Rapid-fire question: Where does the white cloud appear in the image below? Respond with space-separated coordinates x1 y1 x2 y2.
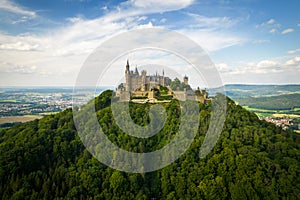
136 21 154 28
252 39 270 44
285 56 300 66
215 56 300 84
216 63 235 74
101 5 108 11
256 18 278 27
257 60 277 69
160 18 167 23
11 16 31 24
0 0 196 86
105 0 194 21
0 0 244 86
0 42 39 51
281 28 294 35
187 13 238 29
0 34 40 51
287 48 300 54
267 18 275 25
66 17 83 24
128 0 193 12
0 0 36 17
179 29 243 52
138 16 147 21
1 62 36 74
256 18 281 33
220 56 300 81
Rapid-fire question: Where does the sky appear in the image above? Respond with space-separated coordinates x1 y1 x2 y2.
0 0 299 87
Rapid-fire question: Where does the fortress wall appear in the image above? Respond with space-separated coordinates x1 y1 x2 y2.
173 91 186 101
119 91 130 101
132 91 148 97
196 96 205 103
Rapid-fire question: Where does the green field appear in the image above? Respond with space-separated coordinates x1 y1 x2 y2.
0 99 20 103
255 112 272 117
242 106 300 118
272 114 300 118
39 112 59 115
244 107 300 114
242 106 278 113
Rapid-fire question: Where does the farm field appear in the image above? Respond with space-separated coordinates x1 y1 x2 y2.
272 113 300 118
0 115 43 125
242 106 300 117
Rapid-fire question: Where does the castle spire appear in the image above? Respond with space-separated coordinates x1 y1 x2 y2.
183 75 188 85
125 59 130 73
134 66 139 75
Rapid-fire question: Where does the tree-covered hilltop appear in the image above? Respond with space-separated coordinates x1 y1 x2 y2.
1 90 300 199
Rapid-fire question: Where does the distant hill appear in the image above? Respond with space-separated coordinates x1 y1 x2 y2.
210 84 300 99
236 93 300 110
1 90 300 199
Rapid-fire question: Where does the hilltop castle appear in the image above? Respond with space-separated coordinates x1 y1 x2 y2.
123 60 172 92
115 60 209 103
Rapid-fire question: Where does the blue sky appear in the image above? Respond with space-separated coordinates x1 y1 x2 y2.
0 0 299 86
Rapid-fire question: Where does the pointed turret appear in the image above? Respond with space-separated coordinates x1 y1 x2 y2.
183 75 188 85
125 59 130 74
134 66 139 75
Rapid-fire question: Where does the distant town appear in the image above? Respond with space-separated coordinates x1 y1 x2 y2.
259 116 300 133
0 87 98 128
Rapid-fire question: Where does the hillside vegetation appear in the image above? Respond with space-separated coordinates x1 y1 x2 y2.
1 90 300 199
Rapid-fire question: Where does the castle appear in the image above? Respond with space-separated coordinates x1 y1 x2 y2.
115 60 209 103
123 60 171 92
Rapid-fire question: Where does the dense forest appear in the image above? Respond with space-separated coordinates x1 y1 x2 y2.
1 90 300 199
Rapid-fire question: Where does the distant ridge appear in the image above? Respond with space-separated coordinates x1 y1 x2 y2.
209 84 300 98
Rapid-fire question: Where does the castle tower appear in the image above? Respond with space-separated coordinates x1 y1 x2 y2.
125 59 130 74
125 60 131 91
141 70 147 91
183 75 188 85
162 69 165 86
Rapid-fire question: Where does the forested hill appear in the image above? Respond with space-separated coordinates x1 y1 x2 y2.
236 93 300 110
1 91 300 199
